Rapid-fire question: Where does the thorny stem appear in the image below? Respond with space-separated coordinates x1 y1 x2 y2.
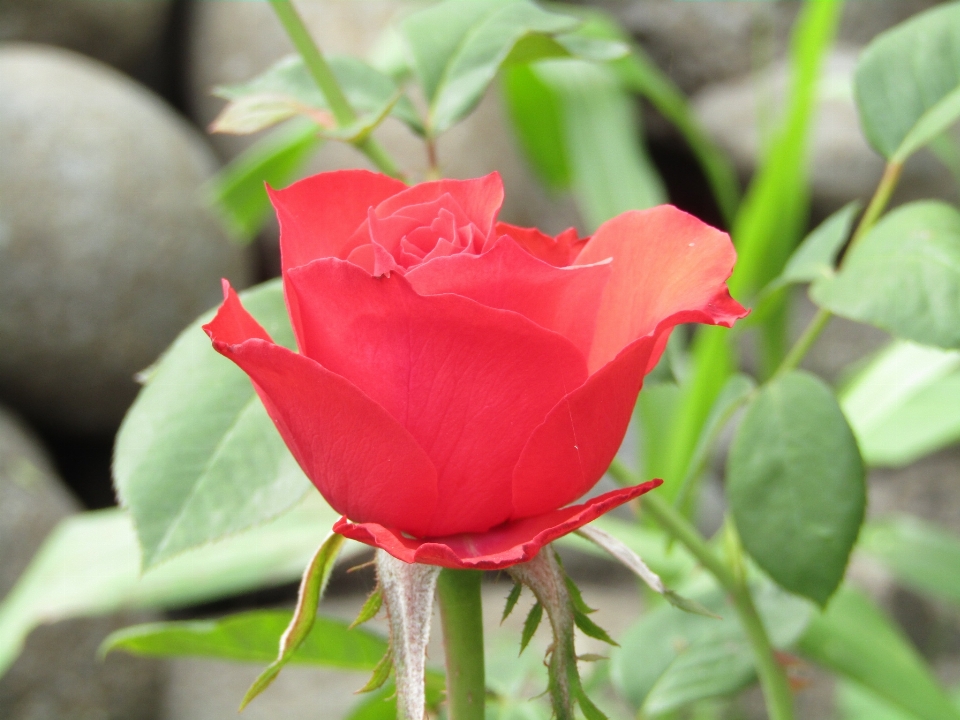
267 0 404 180
437 570 486 720
774 160 903 376
608 459 796 720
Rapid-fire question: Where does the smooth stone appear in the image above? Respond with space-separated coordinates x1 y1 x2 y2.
0 405 163 719
0 0 171 70
692 47 956 221
601 0 940 96
0 44 253 433
186 0 579 236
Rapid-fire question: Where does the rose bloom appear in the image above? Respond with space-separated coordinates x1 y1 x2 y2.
204 171 746 569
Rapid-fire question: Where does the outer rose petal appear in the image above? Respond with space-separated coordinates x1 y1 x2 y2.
285 258 588 537
203 283 439 538
269 169 406 273
405 236 611 358
511 305 733 519
334 479 662 569
494 222 585 266
575 206 748 373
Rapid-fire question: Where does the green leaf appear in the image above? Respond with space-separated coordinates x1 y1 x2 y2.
573 610 617 647
502 582 523 624
858 516 960 609
400 0 622 135
241 532 346 708
576 686 609 720
727 371 865 606
611 579 811 713
352 587 384 629
837 679 922 720
520 602 543 654
345 673 446 720
773 200 861 288
840 340 960 467
357 647 393 694
207 119 321 243
796 586 960 720
213 54 423 136
0 494 351 679
114 279 313 569
100 610 386 669
854 2 960 162
812 201 960 350
504 59 665 231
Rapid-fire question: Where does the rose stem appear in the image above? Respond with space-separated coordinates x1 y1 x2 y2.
437 569 486 720
774 158 903 376
266 0 405 180
607 458 795 720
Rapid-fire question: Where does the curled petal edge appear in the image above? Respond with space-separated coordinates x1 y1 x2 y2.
333 479 662 570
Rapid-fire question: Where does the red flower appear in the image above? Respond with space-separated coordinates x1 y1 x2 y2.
203 170 747 569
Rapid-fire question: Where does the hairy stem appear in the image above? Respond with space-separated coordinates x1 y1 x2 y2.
609 459 795 720
266 0 403 179
774 160 903 376
437 570 486 720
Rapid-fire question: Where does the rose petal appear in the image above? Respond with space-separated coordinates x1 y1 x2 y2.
203 282 439 538
268 169 406 272
285 258 588 537
406 236 611 358
511 336 654 519
373 173 504 237
494 222 585 267
575 206 748 373
334 479 662 570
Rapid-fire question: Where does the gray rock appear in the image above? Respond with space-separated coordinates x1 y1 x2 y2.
0 0 171 70
0 44 253 433
602 0 940 96
692 47 957 221
0 405 163 720
186 0 579 235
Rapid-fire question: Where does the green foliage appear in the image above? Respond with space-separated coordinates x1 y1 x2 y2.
797 587 960 720
859 516 960 609
0 494 346 678
212 54 422 136
352 587 384 629
101 610 386 669
727 371 865 606
502 58 665 231
242 532 347 708
208 119 321 243
501 582 523 623
611 580 812 714
399 0 624 135
812 201 960 350
114 279 313 569
855 2 960 162
520 602 543 654
840 340 960 467
770 200 861 290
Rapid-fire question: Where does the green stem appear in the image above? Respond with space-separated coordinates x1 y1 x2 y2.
773 159 903 377
266 0 404 179
609 459 795 720
437 570 486 720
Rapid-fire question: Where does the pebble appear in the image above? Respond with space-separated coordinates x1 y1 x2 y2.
0 44 253 433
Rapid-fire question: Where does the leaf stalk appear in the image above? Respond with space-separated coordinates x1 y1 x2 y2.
266 0 404 179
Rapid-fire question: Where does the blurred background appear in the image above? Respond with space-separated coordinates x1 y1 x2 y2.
1 1 958 718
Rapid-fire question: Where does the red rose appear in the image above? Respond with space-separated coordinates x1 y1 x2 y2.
203 170 747 569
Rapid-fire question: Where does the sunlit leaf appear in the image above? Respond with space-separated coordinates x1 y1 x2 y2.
855 2 960 162
840 340 960 466
812 201 960 350
114 279 313 568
